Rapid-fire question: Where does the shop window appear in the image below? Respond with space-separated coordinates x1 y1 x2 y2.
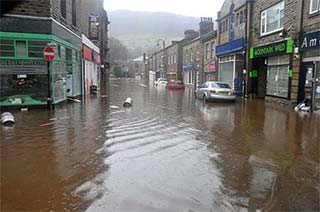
16 41 27 57
310 0 320 14
0 39 14 57
261 1 284 36
28 41 48 58
266 55 290 98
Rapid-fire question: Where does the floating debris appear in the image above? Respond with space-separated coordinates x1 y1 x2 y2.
1 112 15 126
123 98 133 107
110 105 120 109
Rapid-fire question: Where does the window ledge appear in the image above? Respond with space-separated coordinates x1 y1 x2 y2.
260 28 283 38
308 11 320 18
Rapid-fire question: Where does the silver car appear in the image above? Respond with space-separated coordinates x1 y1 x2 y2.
196 81 236 102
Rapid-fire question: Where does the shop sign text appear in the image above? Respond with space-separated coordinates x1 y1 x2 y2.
250 39 293 59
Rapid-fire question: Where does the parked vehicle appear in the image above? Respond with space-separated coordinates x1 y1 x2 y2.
155 78 167 86
195 81 236 102
166 80 185 89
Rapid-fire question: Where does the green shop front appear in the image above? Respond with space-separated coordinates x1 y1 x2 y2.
249 38 293 100
0 32 81 108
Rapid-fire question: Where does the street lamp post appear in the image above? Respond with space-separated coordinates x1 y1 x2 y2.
157 39 166 79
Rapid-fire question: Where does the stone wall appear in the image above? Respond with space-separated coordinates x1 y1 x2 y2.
251 0 299 46
2 0 50 17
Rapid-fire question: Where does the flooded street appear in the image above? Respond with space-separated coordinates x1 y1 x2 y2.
1 78 319 211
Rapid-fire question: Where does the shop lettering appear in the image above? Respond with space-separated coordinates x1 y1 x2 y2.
254 43 286 57
0 60 45 66
300 30 320 51
301 37 319 49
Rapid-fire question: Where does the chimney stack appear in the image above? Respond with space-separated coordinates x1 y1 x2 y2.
199 17 214 36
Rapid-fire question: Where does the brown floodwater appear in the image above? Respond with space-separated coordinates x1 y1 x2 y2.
1 78 319 211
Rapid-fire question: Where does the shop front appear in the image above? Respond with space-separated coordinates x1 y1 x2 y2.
182 63 195 87
298 30 320 111
216 38 245 94
249 38 294 100
82 35 101 96
204 61 217 82
0 32 81 107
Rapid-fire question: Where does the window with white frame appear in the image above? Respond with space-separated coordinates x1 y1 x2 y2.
310 0 320 14
261 1 284 36
206 43 210 59
210 42 215 59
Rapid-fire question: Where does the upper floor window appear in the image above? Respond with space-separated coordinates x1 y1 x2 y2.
261 1 284 36
205 43 210 59
210 42 215 59
60 0 66 19
310 0 320 14
72 0 76 26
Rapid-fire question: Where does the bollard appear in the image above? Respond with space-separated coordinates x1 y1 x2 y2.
1 112 15 125
123 97 133 107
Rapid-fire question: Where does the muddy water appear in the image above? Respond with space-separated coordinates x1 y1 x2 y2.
1 78 319 211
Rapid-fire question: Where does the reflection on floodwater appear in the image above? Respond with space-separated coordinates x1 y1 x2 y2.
1 78 319 211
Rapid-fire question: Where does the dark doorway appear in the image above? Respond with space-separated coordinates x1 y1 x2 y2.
253 58 267 98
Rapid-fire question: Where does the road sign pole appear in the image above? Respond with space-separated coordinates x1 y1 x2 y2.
47 61 51 110
43 46 55 110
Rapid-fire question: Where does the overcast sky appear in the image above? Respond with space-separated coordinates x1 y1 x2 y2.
104 0 224 18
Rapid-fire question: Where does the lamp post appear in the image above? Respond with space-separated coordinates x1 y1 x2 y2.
157 39 166 79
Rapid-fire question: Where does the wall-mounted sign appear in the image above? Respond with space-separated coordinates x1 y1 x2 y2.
88 15 99 42
208 61 216 72
182 63 195 71
300 30 320 51
250 38 293 59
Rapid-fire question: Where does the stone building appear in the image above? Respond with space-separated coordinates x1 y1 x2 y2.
182 18 214 89
0 0 109 107
216 0 248 95
297 0 320 111
248 0 300 105
165 41 181 82
182 37 203 88
201 31 217 82
0 0 82 107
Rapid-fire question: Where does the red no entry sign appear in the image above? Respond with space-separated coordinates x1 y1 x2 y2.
43 47 55 61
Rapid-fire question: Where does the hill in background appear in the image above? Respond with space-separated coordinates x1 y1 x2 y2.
108 10 199 58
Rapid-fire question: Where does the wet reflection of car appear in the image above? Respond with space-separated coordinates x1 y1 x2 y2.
155 78 167 86
166 80 185 89
196 81 236 102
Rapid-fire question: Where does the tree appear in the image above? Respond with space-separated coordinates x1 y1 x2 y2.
109 37 129 65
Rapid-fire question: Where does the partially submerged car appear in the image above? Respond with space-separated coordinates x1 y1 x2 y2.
155 78 168 86
166 80 185 89
195 81 236 102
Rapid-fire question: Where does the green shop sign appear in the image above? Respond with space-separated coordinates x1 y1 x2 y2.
250 39 293 59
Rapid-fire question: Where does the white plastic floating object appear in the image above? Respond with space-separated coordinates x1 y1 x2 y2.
110 105 120 109
67 98 81 103
140 83 147 87
123 98 133 107
1 112 15 125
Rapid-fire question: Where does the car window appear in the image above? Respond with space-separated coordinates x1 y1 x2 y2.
216 83 231 89
210 83 219 88
200 83 206 88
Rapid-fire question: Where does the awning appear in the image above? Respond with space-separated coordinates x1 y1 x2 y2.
216 38 244 56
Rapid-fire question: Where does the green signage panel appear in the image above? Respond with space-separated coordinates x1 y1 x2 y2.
250 38 293 59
